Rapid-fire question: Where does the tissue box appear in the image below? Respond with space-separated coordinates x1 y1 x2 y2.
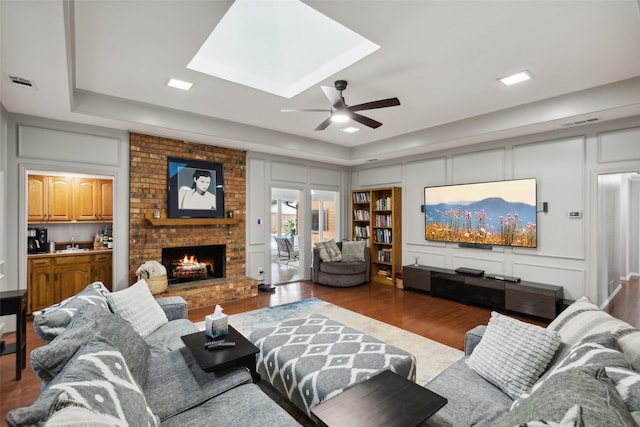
205 313 228 338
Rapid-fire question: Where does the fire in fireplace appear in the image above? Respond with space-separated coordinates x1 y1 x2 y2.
162 245 225 285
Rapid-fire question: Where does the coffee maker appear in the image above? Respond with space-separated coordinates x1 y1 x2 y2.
27 227 47 253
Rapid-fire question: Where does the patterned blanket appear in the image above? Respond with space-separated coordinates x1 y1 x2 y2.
249 314 416 416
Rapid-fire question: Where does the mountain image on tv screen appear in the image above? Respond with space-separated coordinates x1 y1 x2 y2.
424 179 537 248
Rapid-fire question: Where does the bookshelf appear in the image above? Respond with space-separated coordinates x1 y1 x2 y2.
351 187 402 286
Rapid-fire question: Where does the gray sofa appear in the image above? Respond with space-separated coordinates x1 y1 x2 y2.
6 282 300 427
312 241 370 287
423 297 640 426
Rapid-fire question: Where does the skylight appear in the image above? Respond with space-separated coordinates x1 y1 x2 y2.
187 0 379 98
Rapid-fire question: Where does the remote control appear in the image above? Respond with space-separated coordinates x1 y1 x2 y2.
204 341 235 350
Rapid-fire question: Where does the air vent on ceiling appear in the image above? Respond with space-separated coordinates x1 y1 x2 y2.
561 117 599 127
8 75 37 90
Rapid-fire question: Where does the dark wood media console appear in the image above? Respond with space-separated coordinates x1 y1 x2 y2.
402 265 563 320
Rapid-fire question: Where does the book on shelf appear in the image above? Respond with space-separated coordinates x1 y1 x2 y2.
353 225 370 239
353 209 370 221
353 192 371 203
374 229 392 244
376 267 392 277
375 196 392 210
377 248 392 263
375 214 391 227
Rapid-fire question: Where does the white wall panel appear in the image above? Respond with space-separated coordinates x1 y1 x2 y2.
513 137 585 259
405 158 446 246
18 126 121 166
452 149 505 183
513 262 586 301
271 161 307 183
248 250 265 280
248 158 266 246
355 164 402 187
310 166 341 186
420 252 447 269
598 127 640 163
452 255 503 273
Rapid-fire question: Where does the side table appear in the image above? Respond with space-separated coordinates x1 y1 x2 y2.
181 325 260 381
0 289 28 380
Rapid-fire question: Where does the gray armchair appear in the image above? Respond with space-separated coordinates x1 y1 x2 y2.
312 241 370 287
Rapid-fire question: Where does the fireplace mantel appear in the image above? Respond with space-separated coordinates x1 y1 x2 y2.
145 214 239 226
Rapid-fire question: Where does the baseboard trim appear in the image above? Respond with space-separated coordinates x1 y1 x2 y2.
600 283 622 310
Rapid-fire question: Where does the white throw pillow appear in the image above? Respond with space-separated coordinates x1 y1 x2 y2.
341 240 366 262
315 239 342 262
107 279 168 338
466 311 561 399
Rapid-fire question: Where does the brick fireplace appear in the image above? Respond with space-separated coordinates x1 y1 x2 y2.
129 133 258 308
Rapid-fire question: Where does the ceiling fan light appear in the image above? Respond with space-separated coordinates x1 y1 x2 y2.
331 112 350 123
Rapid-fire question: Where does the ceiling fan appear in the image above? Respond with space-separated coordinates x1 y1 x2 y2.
281 80 400 131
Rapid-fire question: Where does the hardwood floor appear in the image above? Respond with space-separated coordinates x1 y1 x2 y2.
2 278 638 425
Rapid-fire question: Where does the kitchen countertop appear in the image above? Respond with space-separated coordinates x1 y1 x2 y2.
28 248 113 258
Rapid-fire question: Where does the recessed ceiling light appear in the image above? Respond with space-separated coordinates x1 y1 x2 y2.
167 78 193 91
498 70 532 86
342 127 360 133
187 0 379 98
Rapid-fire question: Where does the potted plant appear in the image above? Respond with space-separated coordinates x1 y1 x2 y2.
282 219 297 245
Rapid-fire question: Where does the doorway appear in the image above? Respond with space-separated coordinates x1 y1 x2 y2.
270 188 301 285
597 172 639 304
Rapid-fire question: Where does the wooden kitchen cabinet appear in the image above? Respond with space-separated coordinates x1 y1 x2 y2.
28 175 74 222
93 252 112 290
97 179 113 221
74 178 113 221
28 257 54 313
28 252 113 313
54 255 93 302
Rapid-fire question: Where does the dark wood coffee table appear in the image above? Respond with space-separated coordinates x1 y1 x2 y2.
181 325 260 381
311 370 447 427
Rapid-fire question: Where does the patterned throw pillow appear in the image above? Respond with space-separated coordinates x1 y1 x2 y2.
341 240 366 262
496 366 635 427
315 239 342 262
6 336 159 427
547 296 640 370
30 305 150 389
33 282 110 343
50 336 159 426
515 332 640 424
518 405 584 427
106 279 168 338
466 311 561 399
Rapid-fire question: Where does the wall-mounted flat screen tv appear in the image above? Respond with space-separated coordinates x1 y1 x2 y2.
424 178 537 248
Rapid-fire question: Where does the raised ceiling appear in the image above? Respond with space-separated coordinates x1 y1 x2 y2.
2 0 640 165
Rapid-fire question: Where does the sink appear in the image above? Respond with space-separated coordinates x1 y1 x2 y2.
56 248 90 253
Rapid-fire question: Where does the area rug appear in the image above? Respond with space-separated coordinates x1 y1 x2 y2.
197 298 463 385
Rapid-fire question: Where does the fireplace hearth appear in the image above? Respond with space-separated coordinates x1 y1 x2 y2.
162 245 225 285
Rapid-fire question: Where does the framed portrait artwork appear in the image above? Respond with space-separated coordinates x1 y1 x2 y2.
168 157 225 218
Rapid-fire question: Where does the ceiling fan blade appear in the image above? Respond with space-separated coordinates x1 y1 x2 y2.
348 97 401 112
315 116 333 131
321 86 346 110
351 112 382 129
280 108 331 113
